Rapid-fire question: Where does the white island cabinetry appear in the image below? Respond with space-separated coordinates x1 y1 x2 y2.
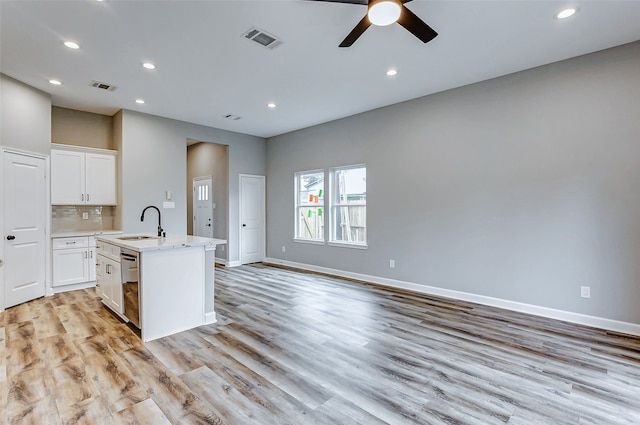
95 240 124 317
94 234 226 342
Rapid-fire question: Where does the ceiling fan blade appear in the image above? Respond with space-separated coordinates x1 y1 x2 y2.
397 5 438 43
339 15 371 47
307 0 368 4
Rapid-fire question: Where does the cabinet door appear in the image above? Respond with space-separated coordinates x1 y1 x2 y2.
53 248 89 287
51 150 85 205
109 259 123 314
85 153 117 205
88 247 97 281
95 254 104 298
100 256 123 314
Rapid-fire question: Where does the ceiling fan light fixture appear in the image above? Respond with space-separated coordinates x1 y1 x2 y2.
368 0 402 26
556 7 577 19
63 41 80 49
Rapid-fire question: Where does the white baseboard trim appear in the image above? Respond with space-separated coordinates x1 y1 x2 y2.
51 280 96 295
263 257 640 337
225 260 242 267
204 311 217 325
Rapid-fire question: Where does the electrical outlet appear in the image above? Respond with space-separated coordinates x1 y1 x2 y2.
82 212 89 220
282 246 286 253
581 286 591 299
389 259 395 268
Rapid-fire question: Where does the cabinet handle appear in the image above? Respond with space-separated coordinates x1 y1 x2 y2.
90 251 93 259
82 194 84 201
87 194 90 202
85 252 88 259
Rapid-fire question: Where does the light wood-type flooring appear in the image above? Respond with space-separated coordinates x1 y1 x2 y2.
2 263 640 424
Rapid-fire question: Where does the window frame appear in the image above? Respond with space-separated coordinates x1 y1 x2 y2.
293 169 325 243
329 164 367 248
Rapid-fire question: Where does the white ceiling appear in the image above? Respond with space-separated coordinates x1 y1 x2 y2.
1 1 639 139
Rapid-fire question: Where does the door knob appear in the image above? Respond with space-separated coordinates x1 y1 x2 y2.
6 235 15 241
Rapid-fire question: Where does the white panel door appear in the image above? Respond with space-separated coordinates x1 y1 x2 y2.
3 151 46 308
239 174 265 264
193 177 213 238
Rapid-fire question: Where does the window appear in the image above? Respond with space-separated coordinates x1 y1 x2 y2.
295 170 324 241
330 165 366 246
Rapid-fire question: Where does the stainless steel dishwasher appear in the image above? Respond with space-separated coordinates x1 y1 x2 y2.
121 249 140 328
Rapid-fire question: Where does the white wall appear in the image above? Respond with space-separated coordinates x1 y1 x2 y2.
118 110 265 264
265 42 640 326
0 73 52 308
1 74 51 155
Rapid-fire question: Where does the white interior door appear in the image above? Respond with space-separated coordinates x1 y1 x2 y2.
239 174 265 264
3 151 47 308
193 177 213 238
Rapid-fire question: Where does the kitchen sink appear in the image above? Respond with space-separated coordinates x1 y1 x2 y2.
117 235 159 241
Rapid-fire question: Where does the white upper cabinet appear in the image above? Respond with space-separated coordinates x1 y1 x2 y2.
51 150 85 204
85 152 117 205
51 145 117 205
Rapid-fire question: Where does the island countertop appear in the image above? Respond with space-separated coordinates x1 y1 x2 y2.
95 233 227 252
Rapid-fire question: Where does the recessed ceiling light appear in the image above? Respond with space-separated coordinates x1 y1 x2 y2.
386 69 398 77
49 79 62 85
556 7 577 19
63 41 80 49
142 62 156 70
135 99 145 104
267 102 277 109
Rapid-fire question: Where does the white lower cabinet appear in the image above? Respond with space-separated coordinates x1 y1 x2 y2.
52 236 96 288
96 241 124 315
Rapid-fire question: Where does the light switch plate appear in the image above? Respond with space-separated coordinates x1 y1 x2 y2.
82 212 89 220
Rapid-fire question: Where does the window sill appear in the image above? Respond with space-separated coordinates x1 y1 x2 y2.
293 238 325 246
328 241 368 250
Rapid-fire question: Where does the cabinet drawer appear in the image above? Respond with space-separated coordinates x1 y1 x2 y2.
53 236 89 250
96 241 120 260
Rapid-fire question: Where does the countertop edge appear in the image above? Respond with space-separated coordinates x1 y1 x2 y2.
95 234 227 253
52 230 124 238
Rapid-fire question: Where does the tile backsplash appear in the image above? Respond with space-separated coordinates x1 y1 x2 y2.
52 206 116 233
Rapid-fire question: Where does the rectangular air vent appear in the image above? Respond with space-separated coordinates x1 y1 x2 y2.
243 27 282 50
90 80 117 91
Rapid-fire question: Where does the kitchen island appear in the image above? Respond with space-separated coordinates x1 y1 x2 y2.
94 234 226 342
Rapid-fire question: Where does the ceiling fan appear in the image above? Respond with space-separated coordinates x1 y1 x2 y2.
311 0 438 47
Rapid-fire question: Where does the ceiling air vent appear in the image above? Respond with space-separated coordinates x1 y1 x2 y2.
90 80 117 91
243 27 282 49
224 114 241 121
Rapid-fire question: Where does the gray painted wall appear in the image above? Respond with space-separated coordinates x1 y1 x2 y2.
266 42 640 324
187 142 229 260
52 106 114 150
1 74 51 154
119 110 265 264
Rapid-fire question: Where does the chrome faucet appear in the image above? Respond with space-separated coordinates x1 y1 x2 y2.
141 205 165 237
